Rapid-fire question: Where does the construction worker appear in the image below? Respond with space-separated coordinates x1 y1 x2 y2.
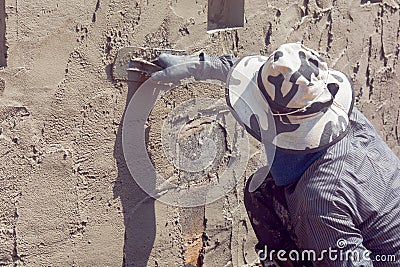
155 43 400 266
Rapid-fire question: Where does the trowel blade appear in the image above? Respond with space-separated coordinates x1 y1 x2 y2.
207 0 245 33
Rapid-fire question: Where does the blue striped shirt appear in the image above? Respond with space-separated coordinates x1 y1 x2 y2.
285 108 400 266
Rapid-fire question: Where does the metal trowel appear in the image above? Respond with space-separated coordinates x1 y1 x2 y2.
207 0 245 33
112 46 186 83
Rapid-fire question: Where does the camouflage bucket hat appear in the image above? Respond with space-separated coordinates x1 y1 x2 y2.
226 42 354 153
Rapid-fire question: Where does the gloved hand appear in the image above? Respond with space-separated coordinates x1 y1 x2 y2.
152 52 236 83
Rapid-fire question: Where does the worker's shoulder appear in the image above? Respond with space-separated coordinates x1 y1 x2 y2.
348 107 379 140
346 108 399 180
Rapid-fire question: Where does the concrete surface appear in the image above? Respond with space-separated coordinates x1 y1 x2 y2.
0 0 399 266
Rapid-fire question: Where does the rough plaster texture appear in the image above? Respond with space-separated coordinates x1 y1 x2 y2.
0 0 399 266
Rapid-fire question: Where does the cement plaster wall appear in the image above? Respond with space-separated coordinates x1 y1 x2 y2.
0 0 399 266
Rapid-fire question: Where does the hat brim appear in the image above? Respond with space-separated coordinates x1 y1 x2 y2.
226 56 354 154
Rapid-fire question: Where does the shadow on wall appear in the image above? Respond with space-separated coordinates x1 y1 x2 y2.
113 81 156 267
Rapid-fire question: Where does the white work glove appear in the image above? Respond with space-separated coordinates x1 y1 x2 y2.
152 52 236 83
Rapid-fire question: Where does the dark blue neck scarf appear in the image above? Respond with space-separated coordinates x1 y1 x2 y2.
270 149 327 186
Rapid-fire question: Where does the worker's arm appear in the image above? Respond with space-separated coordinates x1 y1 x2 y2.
286 159 375 266
153 52 236 83
295 212 373 267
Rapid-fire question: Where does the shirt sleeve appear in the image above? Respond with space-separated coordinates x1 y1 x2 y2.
295 210 373 267
153 53 237 83
289 157 375 267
